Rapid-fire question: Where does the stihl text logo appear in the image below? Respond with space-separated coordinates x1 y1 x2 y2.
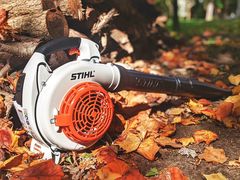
71 71 95 80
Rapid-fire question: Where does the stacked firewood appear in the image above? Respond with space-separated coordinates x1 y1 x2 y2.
0 0 173 72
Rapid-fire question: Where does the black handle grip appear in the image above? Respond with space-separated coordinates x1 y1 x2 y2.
35 37 81 56
116 65 232 99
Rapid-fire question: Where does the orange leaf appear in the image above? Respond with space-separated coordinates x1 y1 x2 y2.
177 137 195 147
159 124 176 137
181 117 200 126
198 99 212 106
117 169 145 180
215 80 228 89
11 160 64 180
0 128 13 149
137 137 160 161
193 130 218 145
155 136 182 148
201 109 216 119
198 146 228 164
157 167 188 180
215 102 233 121
92 146 117 164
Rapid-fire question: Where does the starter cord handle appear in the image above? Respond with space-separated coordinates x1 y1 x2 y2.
35 37 81 56
116 65 232 99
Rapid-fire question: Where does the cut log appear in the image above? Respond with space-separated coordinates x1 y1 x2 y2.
1 0 68 38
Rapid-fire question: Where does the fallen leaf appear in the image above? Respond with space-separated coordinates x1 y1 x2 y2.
228 74 240 86
159 124 176 137
114 132 142 153
11 160 64 180
157 167 188 180
203 172 227 180
0 154 23 170
145 167 158 177
222 117 234 128
198 99 212 106
155 136 182 148
96 159 129 180
198 146 228 164
225 95 240 116
215 102 233 121
177 137 195 147
92 146 117 164
137 137 160 161
0 128 13 149
118 168 145 180
181 117 201 126
193 130 218 145
166 108 185 116
201 109 216 119
178 147 197 158
188 99 204 114
228 157 240 168
232 85 240 95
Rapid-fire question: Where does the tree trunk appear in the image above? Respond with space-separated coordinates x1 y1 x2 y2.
236 0 240 17
172 0 180 31
205 1 215 21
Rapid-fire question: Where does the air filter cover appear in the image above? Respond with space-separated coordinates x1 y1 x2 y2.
55 82 113 146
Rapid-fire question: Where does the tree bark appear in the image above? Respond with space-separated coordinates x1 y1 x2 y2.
172 0 180 31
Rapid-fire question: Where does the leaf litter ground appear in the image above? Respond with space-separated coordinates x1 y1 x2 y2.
0 30 240 179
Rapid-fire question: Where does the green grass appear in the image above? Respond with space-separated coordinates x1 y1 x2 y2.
167 18 240 37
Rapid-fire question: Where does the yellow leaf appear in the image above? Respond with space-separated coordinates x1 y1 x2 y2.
177 137 195 147
228 74 240 85
137 137 160 161
203 173 228 180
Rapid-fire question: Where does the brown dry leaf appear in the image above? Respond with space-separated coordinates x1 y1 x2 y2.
0 118 12 129
225 95 240 116
222 117 234 128
67 0 84 20
166 107 185 116
193 130 218 145
92 146 117 164
228 157 240 168
157 167 188 180
203 173 227 180
96 159 130 180
0 95 7 118
228 74 240 86
198 146 228 164
114 132 142 153
177 137 195 147
11 160 64 180
232 85 240 95
155 136 182 148
159 124 176 137
215 102 233 121
0 154 23 170
137 137 160 161
181 117 201 126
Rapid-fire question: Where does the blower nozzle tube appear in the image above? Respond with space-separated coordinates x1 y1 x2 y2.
115 65 232 99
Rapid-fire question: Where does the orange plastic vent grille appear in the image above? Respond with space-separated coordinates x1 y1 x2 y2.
55 82 113 145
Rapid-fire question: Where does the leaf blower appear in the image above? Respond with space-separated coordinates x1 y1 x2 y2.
13 37 231 162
